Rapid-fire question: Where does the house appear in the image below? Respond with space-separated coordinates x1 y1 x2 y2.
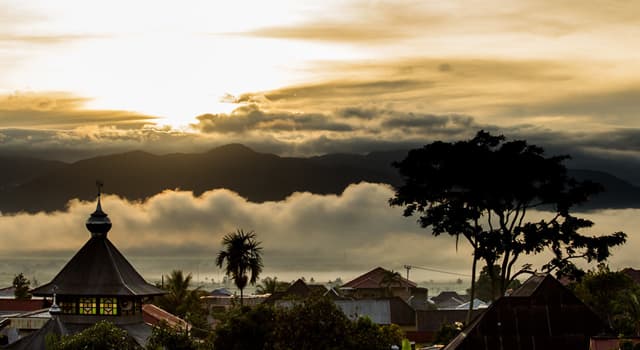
444 274 607 350
430 291 468 310
340 267 429 310
3 192 167 349
263 278 334 307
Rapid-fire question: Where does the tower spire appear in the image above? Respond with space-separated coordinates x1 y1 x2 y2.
86 180 111 238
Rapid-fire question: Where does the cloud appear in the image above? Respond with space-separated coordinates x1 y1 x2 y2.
0 91 157 129
247 0 640 44
0 183 634 285
194 104 353 134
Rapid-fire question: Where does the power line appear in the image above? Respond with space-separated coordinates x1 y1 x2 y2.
404 264 470 277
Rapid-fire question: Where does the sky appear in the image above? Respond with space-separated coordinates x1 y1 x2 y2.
2 1 640 284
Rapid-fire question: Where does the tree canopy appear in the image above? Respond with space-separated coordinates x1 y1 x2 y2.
213 298 403 350
571 265 640 336
215 229 263 306
12 273 31 300
390 131 626 299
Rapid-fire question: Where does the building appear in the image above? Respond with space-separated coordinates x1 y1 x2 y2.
444 274 607 350
340 267 429 309
3 192 167 349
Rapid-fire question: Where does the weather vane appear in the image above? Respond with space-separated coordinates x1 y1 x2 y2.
96 180 104 197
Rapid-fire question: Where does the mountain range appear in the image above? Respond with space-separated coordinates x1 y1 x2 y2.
0 144 638 213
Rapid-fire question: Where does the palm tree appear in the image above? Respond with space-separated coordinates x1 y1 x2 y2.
255 276 288 294
380 269 402 297
215 229 263 307
155 270 200 318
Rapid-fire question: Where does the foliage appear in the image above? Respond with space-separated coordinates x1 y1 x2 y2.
12 273 31 300
212 298 403 350
215 229 263 306
432 321 463 345
390 130 626 299
380 269 402 297
255 276 289 294
146 321 209 350
213 305 276 350
471 265 522 301
348 317 404 350
570 264 640 336
45 320 140 350
154 270 210 339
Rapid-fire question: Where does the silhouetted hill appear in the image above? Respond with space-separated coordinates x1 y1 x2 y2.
0 157 66 191
0 145 638 213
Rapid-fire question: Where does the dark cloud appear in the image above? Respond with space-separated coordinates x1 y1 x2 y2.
193 104 353 134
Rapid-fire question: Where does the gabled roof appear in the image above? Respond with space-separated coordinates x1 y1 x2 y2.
31 237 165 297
444 274 607 350
263 279 329 304
342 267 417 289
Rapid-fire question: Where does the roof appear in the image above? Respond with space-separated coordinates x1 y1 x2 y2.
31 236 165 297
0 299 47 313
622 268 640 285
263 279 329 304
444 274 607 350
432 291 467 304
142 304 189 330
342 267 417 289
0 287 16 298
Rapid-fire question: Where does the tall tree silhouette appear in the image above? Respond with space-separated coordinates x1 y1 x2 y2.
216 229 263 307
390 131 626 321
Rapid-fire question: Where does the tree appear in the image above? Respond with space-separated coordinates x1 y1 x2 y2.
46 320 140 350
12 273 31 300
213 298 403 350
390 131 626 320
571 264 640 335
255 277 289 294
146 321 209 350
470 265 521 302
215 229 263 307
380 269 402 297
154 270 210 339
155 270 199 318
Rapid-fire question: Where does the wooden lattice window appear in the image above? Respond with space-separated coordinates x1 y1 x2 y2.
59 300 76 314
78 297 97 315
100 297 118 315
120 299 136 315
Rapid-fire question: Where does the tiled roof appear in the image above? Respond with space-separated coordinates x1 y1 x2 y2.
342 267 417 289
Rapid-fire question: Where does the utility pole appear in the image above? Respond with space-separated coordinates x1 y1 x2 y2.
403 265 412 293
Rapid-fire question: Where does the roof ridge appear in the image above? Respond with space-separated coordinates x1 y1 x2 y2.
103 238 136 295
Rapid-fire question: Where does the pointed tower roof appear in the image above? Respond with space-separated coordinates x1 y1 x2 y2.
32 189 165 297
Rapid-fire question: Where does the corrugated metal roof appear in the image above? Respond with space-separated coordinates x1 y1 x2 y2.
443 274 607 350
31 237 165 297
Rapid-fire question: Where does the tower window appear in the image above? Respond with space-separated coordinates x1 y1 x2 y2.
100 297 118 315
79 297 97 315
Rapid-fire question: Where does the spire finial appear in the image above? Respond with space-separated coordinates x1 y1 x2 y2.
86 181 111 237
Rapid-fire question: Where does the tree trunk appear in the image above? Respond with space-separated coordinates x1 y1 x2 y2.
467 253 478 325
240 287 244 307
